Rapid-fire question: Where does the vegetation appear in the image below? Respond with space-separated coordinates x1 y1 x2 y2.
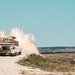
17 54 75 72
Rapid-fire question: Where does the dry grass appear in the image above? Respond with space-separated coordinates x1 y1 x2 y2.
21 70 29 75
17 54 75 72
20 70 74 75
42 53 75 58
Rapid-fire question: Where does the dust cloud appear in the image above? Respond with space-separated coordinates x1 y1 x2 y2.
0 31 7 37
0 28 39 55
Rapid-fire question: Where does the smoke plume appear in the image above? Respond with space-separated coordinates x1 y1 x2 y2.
0 28 39 54
0 31 7 37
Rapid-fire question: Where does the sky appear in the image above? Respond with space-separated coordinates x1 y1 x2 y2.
0 0 75 47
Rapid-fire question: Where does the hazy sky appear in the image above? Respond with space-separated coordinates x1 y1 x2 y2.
0 0 75 47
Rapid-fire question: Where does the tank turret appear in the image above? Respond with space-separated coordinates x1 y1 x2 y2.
0 36 19 46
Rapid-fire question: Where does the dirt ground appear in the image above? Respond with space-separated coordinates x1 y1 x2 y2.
42 53 75 58
0 53 75 75
0 54 51 75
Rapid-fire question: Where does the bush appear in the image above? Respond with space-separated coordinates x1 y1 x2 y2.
17 54 75 72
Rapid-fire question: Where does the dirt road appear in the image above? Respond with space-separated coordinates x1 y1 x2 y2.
0 54 75 75
0 54 51 75
0 55 22 75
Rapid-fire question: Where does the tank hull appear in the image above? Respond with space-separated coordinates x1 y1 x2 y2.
0 50 11 55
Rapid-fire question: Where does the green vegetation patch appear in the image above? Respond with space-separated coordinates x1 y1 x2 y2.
17 54 75 72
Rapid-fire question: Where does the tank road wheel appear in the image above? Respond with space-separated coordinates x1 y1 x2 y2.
11 54 13 56
18 52 21 55
11 52 17 56
11 53 15 56
14 52 17 56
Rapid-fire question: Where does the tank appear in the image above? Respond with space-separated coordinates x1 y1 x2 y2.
0 36 22 56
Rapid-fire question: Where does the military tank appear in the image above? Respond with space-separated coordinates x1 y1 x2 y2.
0 36 22 56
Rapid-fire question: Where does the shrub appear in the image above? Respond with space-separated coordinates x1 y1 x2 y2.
17 54 75 72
